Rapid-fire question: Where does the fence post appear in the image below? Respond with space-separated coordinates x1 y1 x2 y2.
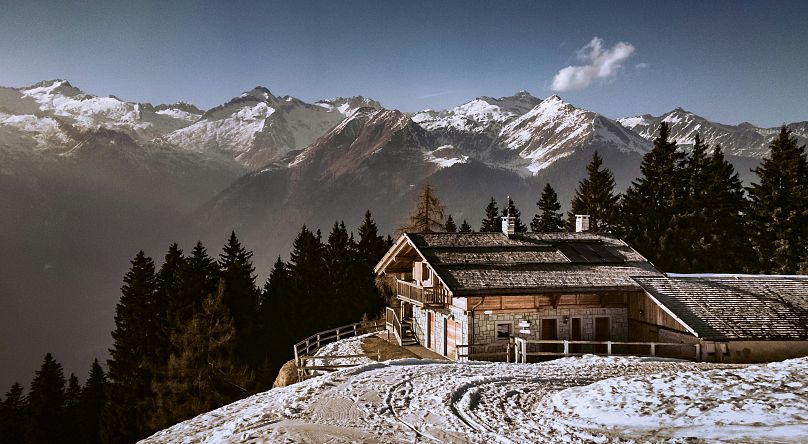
563 340 569 356
317 334 321 350
522 339 527 363
650 343 656 356
607 341 612 355
695 343 701 362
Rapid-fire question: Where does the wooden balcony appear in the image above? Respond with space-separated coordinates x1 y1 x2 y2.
396 279 449 307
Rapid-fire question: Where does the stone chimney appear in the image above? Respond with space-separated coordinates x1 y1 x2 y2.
501 216 515 236
575 214 590 233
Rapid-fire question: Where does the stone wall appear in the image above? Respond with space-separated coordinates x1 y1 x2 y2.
470 307 628 345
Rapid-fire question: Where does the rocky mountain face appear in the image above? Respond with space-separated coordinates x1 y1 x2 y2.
162 86 383 170
618 107 808 158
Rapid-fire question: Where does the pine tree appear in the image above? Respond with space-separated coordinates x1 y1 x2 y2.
356 211 388 267
747 126 808 273
150 282 253 430
258 257 294 386
174 242 218 326
566 151 621 232
287 226 327 339
104 251 158 443
444 215 457 233
459 220 473 233
79 359 106 444
531 183 564 232
1 382 25 444
324 221 356 326
704 145 751 272
218 231 260 365
620 123 687 269
26 353 66 444
63 374 82 444
661 134 712 272
400 184 445 232
157 243 184 358
480 197 500 232
501 198 528 232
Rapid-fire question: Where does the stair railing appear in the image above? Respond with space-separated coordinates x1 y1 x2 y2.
385 306 403 346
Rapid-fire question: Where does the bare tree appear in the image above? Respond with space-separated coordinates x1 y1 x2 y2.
399 184 445 233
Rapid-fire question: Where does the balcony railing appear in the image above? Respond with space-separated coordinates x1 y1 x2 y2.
396 279 448 306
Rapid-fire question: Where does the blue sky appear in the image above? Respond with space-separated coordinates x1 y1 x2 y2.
2 0 806 126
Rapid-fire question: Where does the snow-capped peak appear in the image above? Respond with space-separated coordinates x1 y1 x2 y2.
314 96 382 117
240 86 276 102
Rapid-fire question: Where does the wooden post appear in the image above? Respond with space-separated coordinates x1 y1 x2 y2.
317 334 321 350
606 341 612 355
695 343 701 362
650 343 656 356
563 340 569 356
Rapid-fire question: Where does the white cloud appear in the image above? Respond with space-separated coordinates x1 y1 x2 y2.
551 37 635 92
635 62 650 70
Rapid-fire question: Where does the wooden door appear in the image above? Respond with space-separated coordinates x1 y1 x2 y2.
446 319 459 359
541 318 558 339
594 317 610 354
594 317 610 340
443 319 448 356
571 317 582 353
427 311 434 350
541 318 558 352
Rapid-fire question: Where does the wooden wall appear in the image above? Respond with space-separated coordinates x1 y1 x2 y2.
627 291 693 342
452 291 635 313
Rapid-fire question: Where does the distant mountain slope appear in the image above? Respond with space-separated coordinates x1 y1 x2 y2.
618 108 808 158
163 87 382 169
0 80 201 143
494 95 650 174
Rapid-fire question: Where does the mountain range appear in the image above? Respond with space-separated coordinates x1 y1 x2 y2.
1 78 806 389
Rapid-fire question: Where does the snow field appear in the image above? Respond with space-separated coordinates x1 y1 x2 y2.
142 350 807 443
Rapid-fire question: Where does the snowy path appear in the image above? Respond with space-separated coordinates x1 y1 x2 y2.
143 355 808 443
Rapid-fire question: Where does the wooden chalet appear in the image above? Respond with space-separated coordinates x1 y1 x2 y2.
375 217 808 363
375 216 667 361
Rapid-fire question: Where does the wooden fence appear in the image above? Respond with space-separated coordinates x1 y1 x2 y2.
293 320 386 366
511 337 701 363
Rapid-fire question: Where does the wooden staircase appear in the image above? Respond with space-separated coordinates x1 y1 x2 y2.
400 318 418 346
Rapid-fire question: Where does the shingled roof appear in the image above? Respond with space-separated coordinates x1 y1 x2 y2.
633 275 808 340
394 232 660 296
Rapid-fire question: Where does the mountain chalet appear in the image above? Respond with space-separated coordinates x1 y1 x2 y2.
375 216 808 363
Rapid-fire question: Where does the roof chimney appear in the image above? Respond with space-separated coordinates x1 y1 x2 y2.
501 216 515 236
575 214 590 233
502 195 515 237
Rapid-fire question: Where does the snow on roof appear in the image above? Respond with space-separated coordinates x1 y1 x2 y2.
633 275 808 341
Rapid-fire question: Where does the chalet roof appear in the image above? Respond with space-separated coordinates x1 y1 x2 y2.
633 275 808 341
384 232 660 296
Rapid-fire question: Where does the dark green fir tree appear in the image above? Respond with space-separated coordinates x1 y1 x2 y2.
104 251 158 443
459 220 473 233
620 122 687 270
26 353 66 444
747 126 808 273
1 382 26 444
480 197 500 232
531 183 564 232
566 151 620 232
218 231 260 365
79 359 106 444
501 197 528 232
444 215 457 233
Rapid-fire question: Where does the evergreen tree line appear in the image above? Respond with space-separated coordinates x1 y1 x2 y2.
0 355 106 444
1 211 391 443
415 124 808 274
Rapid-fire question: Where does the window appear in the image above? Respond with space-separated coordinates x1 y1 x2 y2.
496 323 511 340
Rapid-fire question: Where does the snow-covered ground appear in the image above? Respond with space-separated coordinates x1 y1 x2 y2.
143 346 808 443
